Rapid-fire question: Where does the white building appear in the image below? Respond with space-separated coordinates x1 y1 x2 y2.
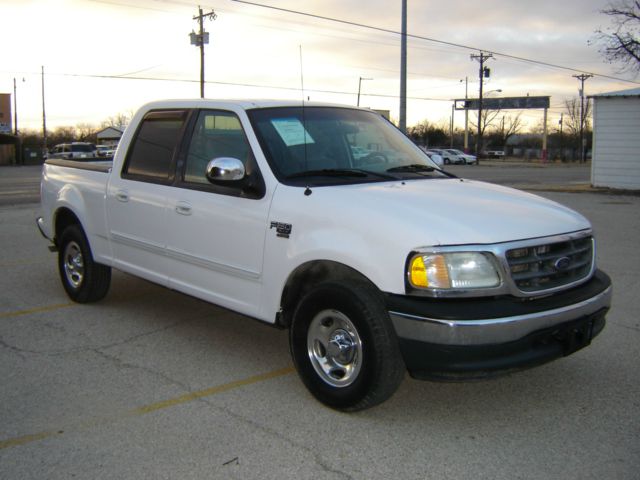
96 126 124 147
591 88 640 190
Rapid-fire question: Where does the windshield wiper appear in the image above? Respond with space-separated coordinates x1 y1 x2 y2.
386 164 435 173
286 168 398 180
286 169 368 179
386 164 457 178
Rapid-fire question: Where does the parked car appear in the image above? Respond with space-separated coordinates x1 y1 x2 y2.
49 142 96 160
484 150 505 159
96 144 118 158
423 149 444 167
38 99 611 411
427 148 449 163
443 149 477 165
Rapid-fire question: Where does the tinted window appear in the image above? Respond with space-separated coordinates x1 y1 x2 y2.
71 144 94 152
184 110 252 184
123 110 186 180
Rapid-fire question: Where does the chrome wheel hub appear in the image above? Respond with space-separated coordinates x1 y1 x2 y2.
63 241 84 289
307 310 362 388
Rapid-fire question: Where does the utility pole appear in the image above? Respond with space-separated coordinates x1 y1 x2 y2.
462 76 469 153
357 77 372 107
42 66 47 153
470 52 493 163
450 103 454 148
559 113 564 161
399 0 407 132
573 74 592 163
13 78 18 136
191 6 217 98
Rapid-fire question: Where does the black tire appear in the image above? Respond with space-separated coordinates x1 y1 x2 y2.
444 158 450 165
289 281 405 411
58 224 111 303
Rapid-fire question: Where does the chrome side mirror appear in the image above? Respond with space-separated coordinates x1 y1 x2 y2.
205 157 245 183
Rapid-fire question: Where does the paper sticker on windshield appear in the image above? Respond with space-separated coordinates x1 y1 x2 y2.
271 118 315 146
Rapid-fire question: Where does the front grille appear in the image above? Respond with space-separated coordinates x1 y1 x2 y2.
506 236 593 292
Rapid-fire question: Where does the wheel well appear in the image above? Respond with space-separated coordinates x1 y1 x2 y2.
54 208 81 247
277 260 377 328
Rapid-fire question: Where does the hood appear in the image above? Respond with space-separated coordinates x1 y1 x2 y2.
302 178 591 247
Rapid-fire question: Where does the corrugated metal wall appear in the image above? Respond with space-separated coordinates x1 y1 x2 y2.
592 96 640 190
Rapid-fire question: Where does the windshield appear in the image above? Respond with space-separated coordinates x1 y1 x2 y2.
71 144 94 152
248 106 445 185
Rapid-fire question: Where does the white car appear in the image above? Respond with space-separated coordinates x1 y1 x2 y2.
423 149 444 167
49 142 96 160
96 144 117 158
443 149 477 165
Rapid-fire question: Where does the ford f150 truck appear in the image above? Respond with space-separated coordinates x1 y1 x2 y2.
38 100 612 411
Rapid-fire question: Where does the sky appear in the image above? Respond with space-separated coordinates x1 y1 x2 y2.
1 0 638 133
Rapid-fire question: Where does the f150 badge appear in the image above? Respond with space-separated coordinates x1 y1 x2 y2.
270 221 293 239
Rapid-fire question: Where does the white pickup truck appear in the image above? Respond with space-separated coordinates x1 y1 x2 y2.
38 99 612 411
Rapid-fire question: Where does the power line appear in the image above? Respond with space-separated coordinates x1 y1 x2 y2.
230 0 640 85
44 70 453 102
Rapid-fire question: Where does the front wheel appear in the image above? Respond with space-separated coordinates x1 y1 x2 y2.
58 224 111 303
289 281 405 411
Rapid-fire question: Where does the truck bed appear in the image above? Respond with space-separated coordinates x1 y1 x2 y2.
45 158 113 173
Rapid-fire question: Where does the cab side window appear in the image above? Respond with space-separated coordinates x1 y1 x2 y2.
122 110 187 182
184 111 251 184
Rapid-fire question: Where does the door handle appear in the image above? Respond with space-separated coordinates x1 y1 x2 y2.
115 190 129 202
175 201 193 216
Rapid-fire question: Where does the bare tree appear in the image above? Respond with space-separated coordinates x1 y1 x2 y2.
492 113 523 146
101 111 133 129
592 1 640 73
48 126 77 147
563 98 592 139
76 123 98 142
407 119 448 147
469 109 501 138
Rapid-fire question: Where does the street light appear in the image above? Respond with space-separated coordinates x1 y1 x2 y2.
357 77 372 107
13 77 24 136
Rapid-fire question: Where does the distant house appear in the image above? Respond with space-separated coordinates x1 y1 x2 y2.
96 126 124 146
590 88 640 190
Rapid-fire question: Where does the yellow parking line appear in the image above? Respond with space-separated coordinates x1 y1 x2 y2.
0 258 52 268
0 303 75 319
0 431 63 450
132 367 295 415
0 366 295 450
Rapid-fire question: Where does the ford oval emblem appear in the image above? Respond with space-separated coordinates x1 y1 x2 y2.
554 256 571 271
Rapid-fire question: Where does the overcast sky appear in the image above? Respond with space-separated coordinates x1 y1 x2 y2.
1 0 638 132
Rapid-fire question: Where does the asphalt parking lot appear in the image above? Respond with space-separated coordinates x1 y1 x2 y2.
1 164 639 479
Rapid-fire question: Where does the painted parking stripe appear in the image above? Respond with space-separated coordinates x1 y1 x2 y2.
0 303 75 319
0 366 295 450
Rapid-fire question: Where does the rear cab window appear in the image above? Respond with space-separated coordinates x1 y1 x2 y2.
122 110 188 183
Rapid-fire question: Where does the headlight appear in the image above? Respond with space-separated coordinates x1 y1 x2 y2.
408 252 501 291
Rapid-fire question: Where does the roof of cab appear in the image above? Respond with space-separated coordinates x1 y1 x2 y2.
137 98 364 111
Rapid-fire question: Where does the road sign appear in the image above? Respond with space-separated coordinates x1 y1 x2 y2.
455 96 550 111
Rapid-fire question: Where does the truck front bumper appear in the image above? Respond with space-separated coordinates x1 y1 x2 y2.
386 270 612 380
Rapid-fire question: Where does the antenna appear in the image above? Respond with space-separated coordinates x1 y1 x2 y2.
299 45 309 172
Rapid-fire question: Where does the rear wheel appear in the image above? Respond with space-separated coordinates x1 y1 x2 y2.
58 224 111 303
289 281 405 411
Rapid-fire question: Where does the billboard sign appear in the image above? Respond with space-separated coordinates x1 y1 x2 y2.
0 93 12 134
455 96 550 111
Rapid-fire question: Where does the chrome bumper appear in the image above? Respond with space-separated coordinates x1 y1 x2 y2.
389 285 612 346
